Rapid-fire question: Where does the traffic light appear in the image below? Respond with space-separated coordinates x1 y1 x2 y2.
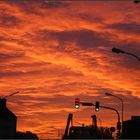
133 0 140 3
75 98 80 109
95 101 99 111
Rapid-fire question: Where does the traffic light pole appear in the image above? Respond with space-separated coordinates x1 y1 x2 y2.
81 102 121 139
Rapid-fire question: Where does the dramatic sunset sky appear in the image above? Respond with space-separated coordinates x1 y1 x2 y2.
0 0 140 139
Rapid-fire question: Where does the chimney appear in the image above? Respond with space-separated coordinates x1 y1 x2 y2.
0 98 7 108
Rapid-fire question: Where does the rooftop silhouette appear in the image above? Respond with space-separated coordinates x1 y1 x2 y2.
0 98 17 139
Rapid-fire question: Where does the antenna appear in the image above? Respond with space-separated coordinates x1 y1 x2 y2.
74 121 83 126
49 126 63 137
3 91 20 99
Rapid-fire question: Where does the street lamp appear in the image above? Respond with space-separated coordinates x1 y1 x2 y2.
105 92 124 137
112 47 140 62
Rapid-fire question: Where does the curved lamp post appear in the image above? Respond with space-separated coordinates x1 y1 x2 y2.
81 102 121 138
112 47 140 62
105 92 123 137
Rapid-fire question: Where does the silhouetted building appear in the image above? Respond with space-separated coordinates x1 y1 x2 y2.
67 126 102 139
0 98 17 139
123 116 140 139
15 131 39 139
62 113 113 139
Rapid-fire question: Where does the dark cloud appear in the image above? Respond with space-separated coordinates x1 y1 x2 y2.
11 1 43 15
106 22 140 35
0 14 21 28
66 12 104 24
40 1 68 9
6 0 67 16
13 92 140 114
0 36 11 41
0 52 23 58
0 53 17 59
0 52 25 61
0 63 83 78
3 0 42 16
0 68 53 78
33 29 140 70
35 29 115 49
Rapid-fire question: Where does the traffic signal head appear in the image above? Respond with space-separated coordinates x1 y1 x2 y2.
134 0 140 3
95 101 99 112
75 98 80 109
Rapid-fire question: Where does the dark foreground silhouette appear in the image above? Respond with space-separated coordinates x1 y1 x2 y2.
15 131 39 139
0 98 39 139
1 97 140 139
62 113 114 139
62 113 140 139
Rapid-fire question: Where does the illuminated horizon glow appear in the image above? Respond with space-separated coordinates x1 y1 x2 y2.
0 1 140 139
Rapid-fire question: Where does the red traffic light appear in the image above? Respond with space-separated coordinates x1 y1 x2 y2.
75 98 80 109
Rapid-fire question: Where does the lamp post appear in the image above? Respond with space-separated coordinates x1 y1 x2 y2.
112 47 140 62
105 92 124 137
